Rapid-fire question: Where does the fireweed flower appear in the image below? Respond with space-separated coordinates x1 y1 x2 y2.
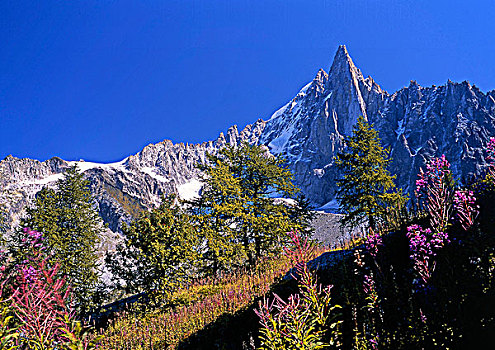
22 227 45 249
414 156 450 196
420 309 427 324
415 155 455 233
365 228 382 258
22 265 37 284
416 168 428 194
453 190 479 230
407 224 450 287
407 225 433 286
363 273 378 310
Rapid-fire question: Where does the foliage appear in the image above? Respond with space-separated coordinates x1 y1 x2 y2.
335 116 407 230
99 250 312 349
188 142 312 274
59 316 104 350
106 195 200 307
0 301 18 350
0 168 10 246
0 228 102 350
0 250 18 350
13 166 104 313
255 230 342 350
88 139 495 349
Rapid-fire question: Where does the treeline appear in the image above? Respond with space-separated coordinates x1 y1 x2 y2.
0 142 315 348
2 115 495 349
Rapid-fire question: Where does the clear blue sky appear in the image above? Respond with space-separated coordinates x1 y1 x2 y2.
2 1 495 162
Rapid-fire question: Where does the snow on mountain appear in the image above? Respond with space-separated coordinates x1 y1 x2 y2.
177 179 202 201
0 121 266 233
2 45 495 233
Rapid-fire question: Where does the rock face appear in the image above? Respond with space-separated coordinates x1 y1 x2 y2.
0 120 266 233
260 45 495 210
2 45 495 233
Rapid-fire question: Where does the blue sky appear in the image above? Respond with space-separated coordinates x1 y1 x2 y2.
2 1 495 162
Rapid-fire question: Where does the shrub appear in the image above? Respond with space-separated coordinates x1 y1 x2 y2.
1 228 102 349
255 231 342 349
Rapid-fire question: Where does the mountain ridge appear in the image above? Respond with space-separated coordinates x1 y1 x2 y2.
2 45 495 233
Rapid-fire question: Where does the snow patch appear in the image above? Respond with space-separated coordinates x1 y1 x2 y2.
68 158 128 173
272 198 297 206
297 82 312 97
412 146 423 156
324 91 333 102
395 119 405 139
140 167 171 183
313 169 325 178
268 101 291 122
19 159 129 188
268 121 296 154
267 81 311 122
26 173 64 186
316 199 340 213
177 179 202 200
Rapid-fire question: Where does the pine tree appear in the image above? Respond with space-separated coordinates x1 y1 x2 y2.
188 142 312 274
335 116 407 230
106 195 200 307
14 165 103 313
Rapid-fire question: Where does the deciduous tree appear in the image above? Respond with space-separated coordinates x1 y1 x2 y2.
188 142 313 274
106 195 200 306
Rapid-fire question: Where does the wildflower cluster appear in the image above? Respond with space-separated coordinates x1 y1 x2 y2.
415 155 454 232
406 224 449 286
0 228 102 349
365 228 382 258
363 273 378 311
453 190 479 230
409 155 479 287
21 227 44 246
255 231 342 350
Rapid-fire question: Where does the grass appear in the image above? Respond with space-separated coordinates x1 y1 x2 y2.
98 251 301 349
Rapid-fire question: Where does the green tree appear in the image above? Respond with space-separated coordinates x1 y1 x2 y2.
106 195 200 306
335 116 407 230
14 165 103 313
188 142 312 274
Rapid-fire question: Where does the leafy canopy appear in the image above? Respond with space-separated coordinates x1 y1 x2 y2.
335 116 407 229
13 165 104 313
188 142 313 274
106 195 200 307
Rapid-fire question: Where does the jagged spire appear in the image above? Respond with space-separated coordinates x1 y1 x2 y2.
329 45 362 81
325 45 368 135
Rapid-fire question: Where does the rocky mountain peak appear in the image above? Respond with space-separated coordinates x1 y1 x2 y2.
324 46 369 135
328 45 363 84
3 45 495 233
314 68 328 83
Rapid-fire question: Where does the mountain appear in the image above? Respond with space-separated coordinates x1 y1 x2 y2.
2 45 495 233
261 45 495 210
0 120 266 234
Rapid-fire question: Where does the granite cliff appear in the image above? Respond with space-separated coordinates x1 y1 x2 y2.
2 45 495 232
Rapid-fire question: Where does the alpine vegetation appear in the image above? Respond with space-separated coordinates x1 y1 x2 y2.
2 46 495 349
